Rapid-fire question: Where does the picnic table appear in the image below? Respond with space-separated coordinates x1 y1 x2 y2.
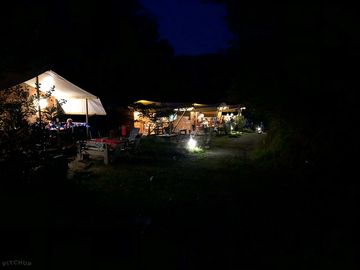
93 137 127 150
77 131 141 164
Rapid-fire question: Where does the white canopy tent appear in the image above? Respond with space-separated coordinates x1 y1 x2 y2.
24 70 106 116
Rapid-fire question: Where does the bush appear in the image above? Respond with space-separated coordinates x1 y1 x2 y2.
0 85 69 186
228 131 242 138
235 114 246 131
243 128 254 133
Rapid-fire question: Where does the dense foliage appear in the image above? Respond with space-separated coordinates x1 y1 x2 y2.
0 0 175 105
203 2 358 170
0 85 69 186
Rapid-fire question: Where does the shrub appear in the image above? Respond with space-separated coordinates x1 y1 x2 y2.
0 85 69 186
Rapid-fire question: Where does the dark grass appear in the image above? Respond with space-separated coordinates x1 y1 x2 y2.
1 134 358 269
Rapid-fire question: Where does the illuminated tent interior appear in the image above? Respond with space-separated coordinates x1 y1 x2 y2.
23 70 106 116
130 100 244 135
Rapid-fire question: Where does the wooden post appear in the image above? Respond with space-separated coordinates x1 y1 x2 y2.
85 98 89 138
195 112 198 130
172 110 186 133
104 143 109 165
36 76 41 125
77 142 83 161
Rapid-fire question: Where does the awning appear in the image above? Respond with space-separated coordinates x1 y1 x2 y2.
24 70 106 115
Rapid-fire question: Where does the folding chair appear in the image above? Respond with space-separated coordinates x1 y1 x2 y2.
127 128 140 142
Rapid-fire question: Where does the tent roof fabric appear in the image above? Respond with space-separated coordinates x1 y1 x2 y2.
24 70 97 100
131 100 241 113
24 70 106 116
134 100 162 106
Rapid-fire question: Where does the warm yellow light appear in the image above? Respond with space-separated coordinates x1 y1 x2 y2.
134 111 141 120
40 75 55 91
39 98 48 109
187 137 197 150
135 100 160 106
174 107 194 111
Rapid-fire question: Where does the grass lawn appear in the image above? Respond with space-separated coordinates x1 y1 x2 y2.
1 132 356 269
68 133 267 212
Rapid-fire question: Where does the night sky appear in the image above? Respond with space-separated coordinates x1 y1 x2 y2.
139 0 233 55
0 1 355 108
0 0 238 105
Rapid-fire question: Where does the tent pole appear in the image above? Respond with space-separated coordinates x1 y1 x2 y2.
36 76 41 125
86 98 89 138
172 109 186 133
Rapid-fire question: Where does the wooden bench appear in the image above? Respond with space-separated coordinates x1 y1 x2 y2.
77 140 110 164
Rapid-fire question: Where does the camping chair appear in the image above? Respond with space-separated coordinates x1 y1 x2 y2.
127 128 140 142
124 128 141 153
110 128 142 162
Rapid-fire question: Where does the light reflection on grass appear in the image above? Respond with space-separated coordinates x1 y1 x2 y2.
189 146 204 153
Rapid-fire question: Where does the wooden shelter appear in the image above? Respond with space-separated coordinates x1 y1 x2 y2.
129 100 245 135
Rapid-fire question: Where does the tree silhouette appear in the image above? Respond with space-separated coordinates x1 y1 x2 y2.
202 1 358 168
0 0 175 105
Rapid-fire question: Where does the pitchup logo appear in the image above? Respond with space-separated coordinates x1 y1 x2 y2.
1 260 32 267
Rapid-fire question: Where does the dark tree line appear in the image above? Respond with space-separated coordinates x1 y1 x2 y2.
201 1 359 170
0 0 175 105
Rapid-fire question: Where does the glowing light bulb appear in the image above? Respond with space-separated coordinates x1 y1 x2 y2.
39 98 48 109
187 137 197 151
